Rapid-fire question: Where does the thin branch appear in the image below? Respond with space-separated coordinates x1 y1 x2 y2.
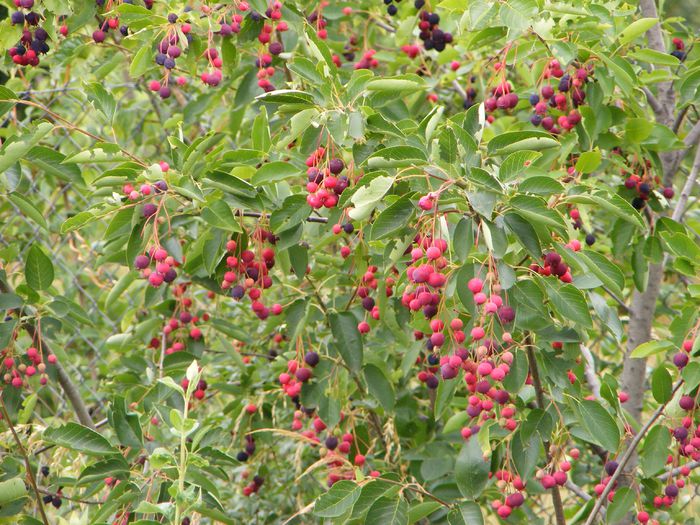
583 381 684 525
579 344 602 400
658 460 700 482
642 87 662 115
0 395 51 525
683 119 700 149
670 144 700 223
236 210 328 224
452 80 467 101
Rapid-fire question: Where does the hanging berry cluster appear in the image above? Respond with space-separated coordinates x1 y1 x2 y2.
8 0 51 67
305 149 350 209
527 60 590 133
221 233 283 321
134 246 179 287
417 10 453 52
2 347 56 389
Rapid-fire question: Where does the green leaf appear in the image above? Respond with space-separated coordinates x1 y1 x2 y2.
510 195 568 238
329 311 363 372
499 150 542 180
370 195 415 240
351 480 398 518
25 244 55 291
251 106 271 153
651 365 672 404
251 161 299 185
8 193 48 231
520 408 554 442
201 201 238 231
0 478 27 506
575 150 602 173
366 146 426 168
606 486 635 524
448 501 484 525
577 400 620 452
628 48 680 66
364 364 395 411
640 425 671 477
617 17 658 45
84 81 116 122
129 45 152 77
349 175 394 221
366 77 425 93
487 131 559 155
270 195 311 234
407 501 441 523
542 279 593 329
79 457 131 484
504 212 542 259
313 480 361 517
0 121 53 173
0 293 23 310
366 495 409 525
625 118 654 142
630 340 673 358
454 437 490 499
61 211 96 233
681 362 700 393
44 423 118 455
434 375 458 419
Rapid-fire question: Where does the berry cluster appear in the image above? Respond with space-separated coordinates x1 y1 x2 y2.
123 177 168 208
307 7 328 40
491 470 527 518
8 0 51 68
253 1 288 91
623 168 674 210
278 356 315 398
148 16 192 98
484 80 519 114
671 37 686 61
241 473 264 496
355 266 385 334
400 235 449 320
134 247 179 287
416 10 453 52
305 150 350 209
2 347 56 388
236 434 257 462
181 376 208 402
221 235 283 320
529 252 572 283
353 49 380 70
527 61 590 133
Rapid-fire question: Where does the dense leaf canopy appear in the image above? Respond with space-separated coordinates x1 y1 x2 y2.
0 0 699 524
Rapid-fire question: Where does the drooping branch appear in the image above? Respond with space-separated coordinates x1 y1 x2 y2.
583 381 684 525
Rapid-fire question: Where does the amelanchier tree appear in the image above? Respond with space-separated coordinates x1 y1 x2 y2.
0 0 698 523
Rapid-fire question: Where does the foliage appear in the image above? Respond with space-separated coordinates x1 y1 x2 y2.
0 0 699 524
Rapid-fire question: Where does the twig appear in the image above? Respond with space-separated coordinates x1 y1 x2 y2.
579 344 601 400
236 210 328 224
583 381 684 525
0 395 51 525
658 460 700 482
642 87 662 115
